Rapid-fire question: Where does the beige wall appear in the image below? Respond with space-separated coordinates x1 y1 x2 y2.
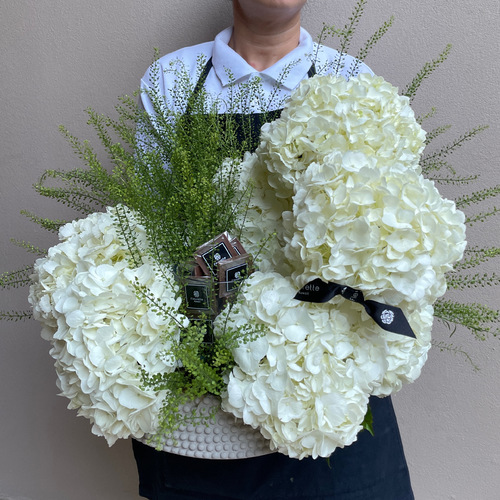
1 1 498 498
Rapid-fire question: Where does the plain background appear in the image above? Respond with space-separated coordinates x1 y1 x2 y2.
1 1 499 499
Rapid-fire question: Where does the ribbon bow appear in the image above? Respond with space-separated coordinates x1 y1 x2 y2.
294 278 416 339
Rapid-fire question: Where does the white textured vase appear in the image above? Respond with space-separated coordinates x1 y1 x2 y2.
139 394 273 459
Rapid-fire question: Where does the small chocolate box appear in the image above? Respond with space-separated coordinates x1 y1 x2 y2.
184 276 216 315
191 264 205 277
229 235 246 256
217 253 253 298
195 233 238 276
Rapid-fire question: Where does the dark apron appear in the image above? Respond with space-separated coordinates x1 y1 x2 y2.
185 57 315 153
133 59 414 500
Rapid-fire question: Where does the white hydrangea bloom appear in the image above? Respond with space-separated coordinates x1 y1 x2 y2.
287 158 466 305
29 206 187 445
219 271 435 458
222 74 466 458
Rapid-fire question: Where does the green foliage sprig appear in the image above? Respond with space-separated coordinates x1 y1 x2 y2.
315 0 393 78
0 265 34 289
418 88 499 352
422 125 500 351
332 0 368 75
454 247 500 270
349 15 394 76
432 341 479 371
0 266 35 322
434 300 499 341
19 210 68 233
30 56 274 439
9 239 47 257
446 272 500 290
403 44 452 102
455 186 500 224
420 125 489 174
0 51 273 436
0 310 33 322
139 303 264 443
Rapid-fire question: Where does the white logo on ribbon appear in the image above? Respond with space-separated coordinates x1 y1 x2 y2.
341 286 358 301
381 309 395 325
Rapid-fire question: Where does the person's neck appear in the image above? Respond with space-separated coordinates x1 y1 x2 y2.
229 9 301 71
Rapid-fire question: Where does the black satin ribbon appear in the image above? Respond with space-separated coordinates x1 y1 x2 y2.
294 278 416 339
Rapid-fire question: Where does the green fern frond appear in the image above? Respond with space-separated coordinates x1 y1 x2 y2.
454 247 500 270
0 265 34 289
424 124 453 145
403 44 452 102
420 125 489 170
434 299 499 340
455 185 500 209
9 239 47 256
0 310 33 321
431 340 479 371
349 16 394 76
20 210 68 232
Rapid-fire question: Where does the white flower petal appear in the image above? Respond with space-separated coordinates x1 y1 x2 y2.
28 206 184 445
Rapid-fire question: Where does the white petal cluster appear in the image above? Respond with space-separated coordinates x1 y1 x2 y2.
223 74 466 458
29 207 186 445
289 158 466 305
240 74 465 294
220 272 433 458
241 73 466 305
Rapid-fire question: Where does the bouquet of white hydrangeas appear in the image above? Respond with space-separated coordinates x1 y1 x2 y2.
1 3 497 459
29 206 187 444
219 73 466 458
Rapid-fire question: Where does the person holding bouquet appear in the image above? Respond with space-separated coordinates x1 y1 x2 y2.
132 1 414 499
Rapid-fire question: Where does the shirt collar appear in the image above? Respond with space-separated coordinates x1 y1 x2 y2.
212 27 315 90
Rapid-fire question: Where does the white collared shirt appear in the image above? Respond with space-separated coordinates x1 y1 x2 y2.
141 27 373 116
